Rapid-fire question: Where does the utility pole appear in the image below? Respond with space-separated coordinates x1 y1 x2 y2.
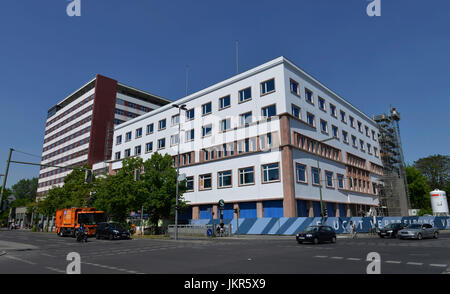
0 148 14 212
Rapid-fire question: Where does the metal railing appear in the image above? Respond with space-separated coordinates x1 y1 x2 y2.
167 224 232 238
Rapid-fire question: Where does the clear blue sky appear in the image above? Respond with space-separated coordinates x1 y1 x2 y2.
0 0 449 188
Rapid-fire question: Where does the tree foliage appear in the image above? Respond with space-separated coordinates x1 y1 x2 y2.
406 166 431 210
414 155 449 190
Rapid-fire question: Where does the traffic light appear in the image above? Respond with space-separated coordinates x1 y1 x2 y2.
85 170 93 183
323 208 328 217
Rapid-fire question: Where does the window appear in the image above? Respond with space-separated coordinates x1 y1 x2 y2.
186 108 195 121
349 116 355 128
239 87 252 102
367 143 372 154
320 119 328 134
116 135 122 145
199 173 212 190
186 129 195 142
291 104 301 119
305 88 314 104
330 104 337 118
262 104 276 119
240 111 252 126
296 163 307 183
219 95 231 109
136 128 142 138
340 111 346 123
342 130 349 143
262 163 280 183
124 149 131 158
145 142 153 153
337 174 344 189
125 132 132 142
360 139 365 151
172 114 180 126
158 119 166 130
135 145 141 156
115 152 121 160
365 126 370 137
357 121 362 133
307 112 315 126
261 79 275 95
239 167 255 186
202 102 212 115
202 124 212 137
325 171 334 188
170 134 179 146
218 170 232 188
318 97 326 111
332 125 339 138
157 138 166 149
146 123 154 134
351 135 357 147
372 130 377 141
311 167 321 185
374 147 379 157
290 79 299 95
220 118 231 132
186 176 194 192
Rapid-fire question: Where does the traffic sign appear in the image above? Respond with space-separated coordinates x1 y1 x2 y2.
218 199 225 208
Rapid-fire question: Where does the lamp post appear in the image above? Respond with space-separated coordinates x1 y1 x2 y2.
172 104 187 240
316 137 336 224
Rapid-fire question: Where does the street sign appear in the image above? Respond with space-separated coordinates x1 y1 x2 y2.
218 199 225 208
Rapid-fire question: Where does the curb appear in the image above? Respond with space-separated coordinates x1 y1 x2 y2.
0 251 6 257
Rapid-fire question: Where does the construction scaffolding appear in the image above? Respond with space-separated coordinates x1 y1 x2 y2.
373 108 410 216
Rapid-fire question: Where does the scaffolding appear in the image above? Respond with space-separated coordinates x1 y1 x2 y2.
373 108 410 216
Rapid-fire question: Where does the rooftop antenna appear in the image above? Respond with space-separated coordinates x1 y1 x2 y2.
235 40 239 74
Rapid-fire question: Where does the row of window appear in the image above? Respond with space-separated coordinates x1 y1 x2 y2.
38 159 87 186
39 148 89 172
116 98 152 113
295 163 378 195
44 115 92 146
45 104 93 136
42 125 91 156
185 162 280 192
291 104 379 158
41 136 90 162
289 79 378 142
46 95 94 127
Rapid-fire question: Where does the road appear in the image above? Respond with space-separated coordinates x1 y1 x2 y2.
1 230 449 274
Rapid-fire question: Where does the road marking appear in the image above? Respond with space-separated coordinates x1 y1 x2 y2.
4 255 36 265
406 262 423 266
347 258 361 261
82 262 145 274
385 260 401 264
45 266 65 273
314 255 328 258
330 256 344 259
429 264 447 267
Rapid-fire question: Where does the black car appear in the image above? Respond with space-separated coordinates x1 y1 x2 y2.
96 222 131 240
378 223 406 238
296 225 336 244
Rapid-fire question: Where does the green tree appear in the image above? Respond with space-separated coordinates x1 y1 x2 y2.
406 166 431 210
92 157 146 223
414 155 450 190
11 177 38 202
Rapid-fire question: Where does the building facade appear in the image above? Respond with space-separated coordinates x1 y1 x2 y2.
110 57 384 219
37 75 171 198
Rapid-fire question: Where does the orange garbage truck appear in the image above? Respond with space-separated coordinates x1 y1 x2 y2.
55 207 105 237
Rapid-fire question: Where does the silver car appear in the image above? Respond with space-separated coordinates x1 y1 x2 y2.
398 223 439 240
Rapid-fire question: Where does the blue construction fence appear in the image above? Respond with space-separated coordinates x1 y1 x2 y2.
189 216 450 235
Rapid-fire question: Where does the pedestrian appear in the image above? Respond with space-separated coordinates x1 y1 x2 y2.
350 221 357 239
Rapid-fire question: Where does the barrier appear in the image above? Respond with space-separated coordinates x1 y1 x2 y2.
190 216 450 235
167 224 232 237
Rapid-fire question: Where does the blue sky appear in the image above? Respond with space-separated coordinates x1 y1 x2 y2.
0 0 449 188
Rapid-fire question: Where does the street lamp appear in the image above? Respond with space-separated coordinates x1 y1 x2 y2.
316 137 336 224
172 104 187 241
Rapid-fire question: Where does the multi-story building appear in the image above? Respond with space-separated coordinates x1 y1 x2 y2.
110 56 384 219
37 75 171 198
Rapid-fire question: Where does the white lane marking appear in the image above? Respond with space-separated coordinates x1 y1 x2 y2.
406 262 423 266
82 262 145 274
347 258 361 261
45 267 65 273
385 260 402 264
330 256 344 259
314 255 328 258
429 264 447 267
4 255 36 265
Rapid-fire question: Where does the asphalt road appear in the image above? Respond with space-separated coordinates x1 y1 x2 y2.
1 230 450 274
